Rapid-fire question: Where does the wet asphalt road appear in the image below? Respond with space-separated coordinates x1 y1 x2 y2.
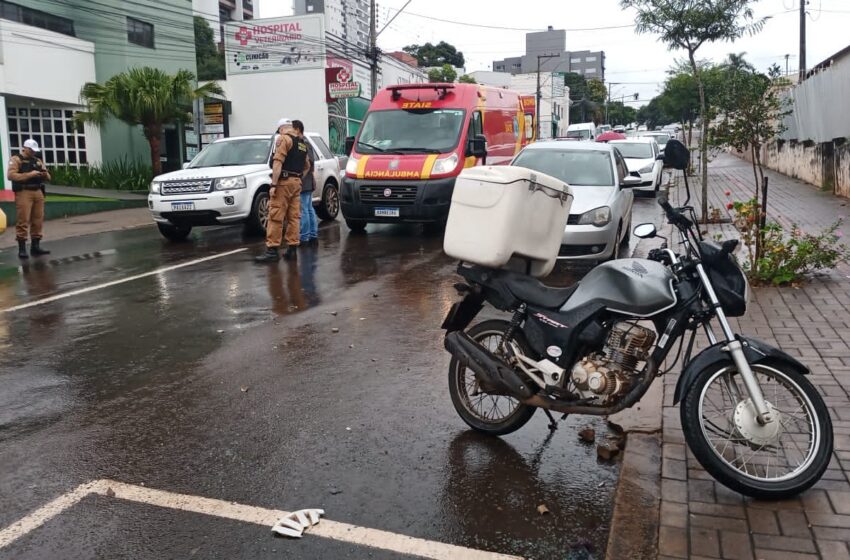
0 194 664 560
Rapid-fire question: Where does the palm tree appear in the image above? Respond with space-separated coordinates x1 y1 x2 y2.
77 67 223 175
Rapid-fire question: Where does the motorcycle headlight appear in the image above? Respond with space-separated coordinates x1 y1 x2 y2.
577 206 611 227
639 163 655 174
346 156 359 176
215 176 247 190
150 181 161 194
431 153 459 175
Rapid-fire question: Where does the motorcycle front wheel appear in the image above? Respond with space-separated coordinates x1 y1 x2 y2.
681 360 833 500
448 320 536 436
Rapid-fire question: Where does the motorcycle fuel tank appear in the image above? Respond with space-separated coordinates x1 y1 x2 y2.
561 258 677 317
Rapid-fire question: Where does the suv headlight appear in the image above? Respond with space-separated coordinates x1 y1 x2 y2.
150 181 161 194
215 176 247 190
431 153 458 175
639 163 655 173
577 206 611 227
346 156 359 176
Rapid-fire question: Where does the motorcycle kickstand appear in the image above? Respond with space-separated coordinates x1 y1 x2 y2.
543 410 567 432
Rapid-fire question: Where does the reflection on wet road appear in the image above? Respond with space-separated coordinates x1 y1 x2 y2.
0 195 663 559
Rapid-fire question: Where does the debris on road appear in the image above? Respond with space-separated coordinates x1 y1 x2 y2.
578 427 596 443
537 504 550 515
596 442 620 461
271 508 325 539
240 386 249 393
331 328 340 333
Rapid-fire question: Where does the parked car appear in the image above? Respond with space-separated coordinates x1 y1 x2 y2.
566 122 597 141
597 124 612 135
510 141 639 261
149 133 342 241
608 137 664 195
613 125 626 134
637 130 672 156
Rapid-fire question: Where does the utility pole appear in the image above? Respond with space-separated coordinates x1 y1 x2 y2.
785 54 790 76
369 0 378 98
799 0 807 82
536 54 558 139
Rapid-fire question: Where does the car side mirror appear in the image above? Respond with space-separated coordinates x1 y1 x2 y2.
622 176 642 188
656 153 665 161
634 223 657 238
467 134 487 158
345 136 355 155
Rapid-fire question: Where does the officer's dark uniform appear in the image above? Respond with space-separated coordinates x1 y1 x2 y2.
7 151 50 258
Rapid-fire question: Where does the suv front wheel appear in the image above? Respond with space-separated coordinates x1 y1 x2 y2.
316 182 340 221
246 189 270 235
158 222 192 242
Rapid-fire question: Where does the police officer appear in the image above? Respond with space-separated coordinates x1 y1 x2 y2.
7 139 51 259
256 118 311 263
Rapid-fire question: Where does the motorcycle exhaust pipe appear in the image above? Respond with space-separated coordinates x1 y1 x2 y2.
444 331 535 399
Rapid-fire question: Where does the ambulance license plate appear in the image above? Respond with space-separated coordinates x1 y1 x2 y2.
171 201 195 212
374 207 399 217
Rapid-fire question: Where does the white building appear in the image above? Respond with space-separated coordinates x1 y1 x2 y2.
470 71 569 139
193 0 255 44
292 0 369 56
0 19 102 191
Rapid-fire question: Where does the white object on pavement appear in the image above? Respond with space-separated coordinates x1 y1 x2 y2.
271 508 325 538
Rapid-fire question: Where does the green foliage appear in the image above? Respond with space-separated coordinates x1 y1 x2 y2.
428 64 458 83
586 79 607 104
194 16 225 81
608 102 638 126
458 74 477 84
403 42 465 68
77 67 223 175
730 199 849 285
48 158 154 191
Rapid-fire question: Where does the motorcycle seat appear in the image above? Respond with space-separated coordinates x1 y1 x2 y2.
502 273 578 309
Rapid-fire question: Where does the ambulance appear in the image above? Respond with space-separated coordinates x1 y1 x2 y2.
340 83 536 232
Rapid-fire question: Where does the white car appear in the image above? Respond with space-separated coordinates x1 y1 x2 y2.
637 131 672 156
608 137 664 196
511 141 639 261
149 133 342 241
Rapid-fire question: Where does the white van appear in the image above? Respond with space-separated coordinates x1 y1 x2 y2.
565 122 597 141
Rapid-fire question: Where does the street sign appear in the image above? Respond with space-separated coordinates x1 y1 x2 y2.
326 67 362 102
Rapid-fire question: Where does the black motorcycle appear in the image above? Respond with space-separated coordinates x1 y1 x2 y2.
441 140 833 500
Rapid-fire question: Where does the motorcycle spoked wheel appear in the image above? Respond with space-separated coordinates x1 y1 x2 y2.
680 360 833 500
448 320 537 436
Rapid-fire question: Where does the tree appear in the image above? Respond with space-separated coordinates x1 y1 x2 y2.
707 59 791 272
458 74 477 84
403 41 465 68
621 0 765 223
194 16 225 81
587 78 607 104
77 67 223 175
608 102 638 126
428 64 457 83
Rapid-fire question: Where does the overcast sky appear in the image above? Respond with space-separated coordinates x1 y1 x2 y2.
257 0 850 105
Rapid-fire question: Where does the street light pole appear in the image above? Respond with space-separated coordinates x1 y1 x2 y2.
536 53 558 139
369 0 377 98
799 0 807 81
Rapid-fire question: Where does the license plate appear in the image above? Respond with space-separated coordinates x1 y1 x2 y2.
171 201 195 211
374 207 399 218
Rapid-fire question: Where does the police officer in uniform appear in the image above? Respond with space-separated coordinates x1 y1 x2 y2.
256 118 311 263
7 139 51 259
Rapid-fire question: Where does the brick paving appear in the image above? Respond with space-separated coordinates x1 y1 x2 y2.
657 153 850 559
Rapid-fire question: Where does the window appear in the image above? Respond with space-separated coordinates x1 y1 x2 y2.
310 135 334 160
127 17 154 48
586 56 597 62
570 58 581 63
585 68 597 74
7 106 88 167
0 1 75 36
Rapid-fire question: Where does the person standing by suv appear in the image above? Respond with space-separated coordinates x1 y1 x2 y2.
7 139 51 259
293 120 319 243
256 118 311 263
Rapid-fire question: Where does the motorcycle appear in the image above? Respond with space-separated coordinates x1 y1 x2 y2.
441 139 833 500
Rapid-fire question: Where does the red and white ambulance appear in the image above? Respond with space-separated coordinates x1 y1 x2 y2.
340 83 536 231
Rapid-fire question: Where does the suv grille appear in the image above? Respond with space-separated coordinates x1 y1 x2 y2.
359 185 418 205
161 179 213 195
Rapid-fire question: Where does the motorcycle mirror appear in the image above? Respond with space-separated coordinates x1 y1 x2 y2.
634 223 657 239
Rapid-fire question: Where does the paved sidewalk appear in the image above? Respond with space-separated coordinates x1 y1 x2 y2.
0 207 153 249
47 184 147 200
657 154 850 559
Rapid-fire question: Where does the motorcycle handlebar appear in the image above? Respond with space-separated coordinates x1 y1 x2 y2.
657 195 693 230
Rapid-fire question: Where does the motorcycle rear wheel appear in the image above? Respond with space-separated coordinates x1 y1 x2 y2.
448 320 537 436
681 359 833 500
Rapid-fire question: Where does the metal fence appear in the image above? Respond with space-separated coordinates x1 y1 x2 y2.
781 56 850 142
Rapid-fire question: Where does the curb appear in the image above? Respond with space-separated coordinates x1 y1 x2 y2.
605 433 662 560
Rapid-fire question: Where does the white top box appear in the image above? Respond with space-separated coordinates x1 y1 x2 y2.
443 166 573 277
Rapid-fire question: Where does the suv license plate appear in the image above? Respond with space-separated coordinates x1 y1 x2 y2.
171 201 195 211
374 207 399 217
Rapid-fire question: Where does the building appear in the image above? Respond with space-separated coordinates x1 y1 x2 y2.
0 0 198 186
193 0 254 45
293 0 370 56
471 71 569 139
492 26 605 81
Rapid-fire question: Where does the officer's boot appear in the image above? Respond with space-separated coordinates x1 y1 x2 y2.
17 240 28 260
30 239 50 256
254 247 280 263
283 245 298 261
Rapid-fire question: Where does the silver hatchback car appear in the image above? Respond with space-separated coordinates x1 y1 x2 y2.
511 141 641 261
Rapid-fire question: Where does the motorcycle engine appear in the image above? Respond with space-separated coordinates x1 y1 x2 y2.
570 323 656 402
